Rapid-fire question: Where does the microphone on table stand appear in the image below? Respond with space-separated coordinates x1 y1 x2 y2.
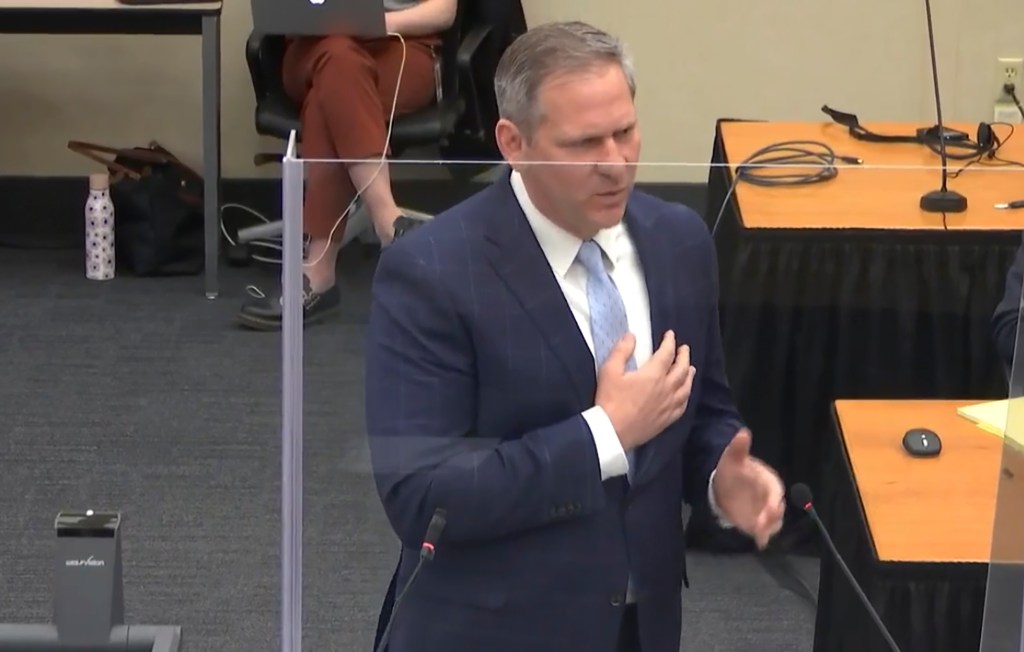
374 508 448 652
788 484 903 652
919 0 967 214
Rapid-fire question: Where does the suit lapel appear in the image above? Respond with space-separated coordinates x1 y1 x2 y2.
481 177 598 408
624 207 675 482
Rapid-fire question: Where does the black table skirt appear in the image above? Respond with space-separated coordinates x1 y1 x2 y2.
813 407 987 652
704 118 1019 508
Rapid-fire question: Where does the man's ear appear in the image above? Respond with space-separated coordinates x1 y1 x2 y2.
495 119 526 171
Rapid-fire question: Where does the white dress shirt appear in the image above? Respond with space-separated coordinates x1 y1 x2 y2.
509 171 732 519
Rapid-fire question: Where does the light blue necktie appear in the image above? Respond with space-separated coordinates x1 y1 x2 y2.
578 240 639 603
576 240 637 480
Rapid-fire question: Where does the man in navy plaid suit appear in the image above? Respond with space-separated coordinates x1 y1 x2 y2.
365 21 785 652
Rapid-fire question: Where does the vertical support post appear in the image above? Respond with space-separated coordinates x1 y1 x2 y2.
281 133 304 652
200 13 222 299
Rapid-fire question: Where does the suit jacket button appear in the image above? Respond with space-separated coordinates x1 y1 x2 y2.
610 594 624 606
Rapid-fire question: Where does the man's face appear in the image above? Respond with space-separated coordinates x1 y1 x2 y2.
496 62 641 239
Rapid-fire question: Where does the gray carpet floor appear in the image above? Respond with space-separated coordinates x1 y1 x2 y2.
0 247 818 651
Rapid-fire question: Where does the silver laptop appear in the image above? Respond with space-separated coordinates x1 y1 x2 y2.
250 0 387 38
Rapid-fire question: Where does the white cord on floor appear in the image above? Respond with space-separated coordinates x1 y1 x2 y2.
219 202 287 265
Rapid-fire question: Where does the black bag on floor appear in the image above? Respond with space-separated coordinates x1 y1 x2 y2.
68 139 204 276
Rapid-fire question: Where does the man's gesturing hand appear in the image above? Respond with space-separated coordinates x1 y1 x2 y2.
595 330 696 451
711 429 785 549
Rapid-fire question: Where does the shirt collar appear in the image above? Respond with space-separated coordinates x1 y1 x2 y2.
510 170 625 278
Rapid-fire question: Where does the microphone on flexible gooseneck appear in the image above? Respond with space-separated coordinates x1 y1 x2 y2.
788 484 903 652
374 508 448 652
919 0 967 214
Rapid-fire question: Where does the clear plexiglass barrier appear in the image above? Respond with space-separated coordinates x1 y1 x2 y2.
269 127 1024 652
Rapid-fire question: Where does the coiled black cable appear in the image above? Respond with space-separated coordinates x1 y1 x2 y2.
710 139 860 235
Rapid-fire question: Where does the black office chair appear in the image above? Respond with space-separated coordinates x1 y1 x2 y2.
244 1 494 172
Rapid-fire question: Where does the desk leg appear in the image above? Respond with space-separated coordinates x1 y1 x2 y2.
201 14 221 299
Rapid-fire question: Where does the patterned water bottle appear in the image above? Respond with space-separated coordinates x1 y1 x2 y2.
85 173 115 280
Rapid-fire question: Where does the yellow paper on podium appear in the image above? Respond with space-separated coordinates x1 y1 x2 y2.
957 398 1024 446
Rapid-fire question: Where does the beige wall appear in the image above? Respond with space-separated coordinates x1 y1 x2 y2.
0 0 1021 183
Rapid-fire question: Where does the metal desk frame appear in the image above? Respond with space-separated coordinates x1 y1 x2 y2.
1 1 223 298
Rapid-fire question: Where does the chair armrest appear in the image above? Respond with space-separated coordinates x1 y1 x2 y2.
456 25 491 71
245 31 268 102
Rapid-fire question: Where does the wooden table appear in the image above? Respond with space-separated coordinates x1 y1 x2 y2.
0 0 223 298
1 0 220 12
693 121 1020 546
719 121 1024 231
813 399 1007 651
836 398 1001 562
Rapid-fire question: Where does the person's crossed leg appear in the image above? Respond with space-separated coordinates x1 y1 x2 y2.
238 33 438 331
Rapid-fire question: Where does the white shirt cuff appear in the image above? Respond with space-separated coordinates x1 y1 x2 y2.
582 406 629 481
708 469 735 529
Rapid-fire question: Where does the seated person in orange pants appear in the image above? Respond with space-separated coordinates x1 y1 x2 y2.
239 0 456 331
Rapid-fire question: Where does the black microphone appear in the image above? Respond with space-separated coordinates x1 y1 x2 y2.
374 508 448 652
918 0 967 214
789 484 902 652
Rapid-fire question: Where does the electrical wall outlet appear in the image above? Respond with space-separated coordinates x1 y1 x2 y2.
995 102 1023 124
996 57 1024 97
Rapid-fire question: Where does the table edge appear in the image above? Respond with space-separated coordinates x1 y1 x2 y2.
0 2 222 15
